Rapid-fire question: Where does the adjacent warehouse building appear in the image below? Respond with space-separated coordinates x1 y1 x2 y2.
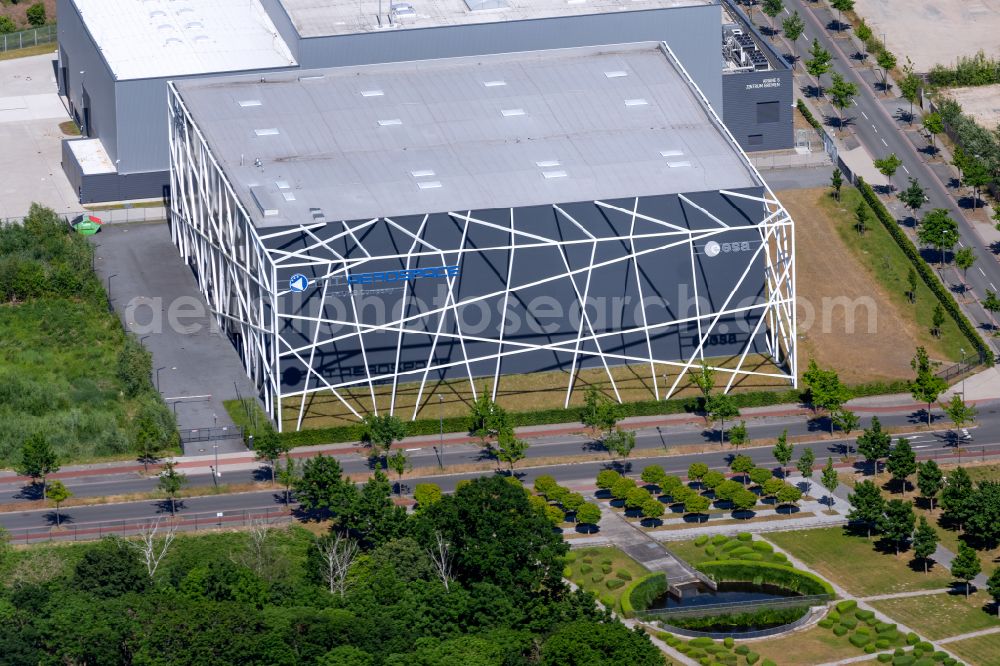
167 43 796 430
58 0 791 203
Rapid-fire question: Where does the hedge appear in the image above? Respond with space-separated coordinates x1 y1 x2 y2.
621 572 668 618
695 561 836 597
856 178 993 365
230 375 913 447
837 600 858 613
797 99 823 130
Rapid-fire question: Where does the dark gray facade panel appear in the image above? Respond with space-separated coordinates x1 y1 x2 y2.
63 138 169 203
263 189 768 393
722 69 792 151
57 0 118 163
295 5 725 114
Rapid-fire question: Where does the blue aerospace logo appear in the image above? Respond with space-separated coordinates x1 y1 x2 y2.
288 273 310 293
346 265 460 285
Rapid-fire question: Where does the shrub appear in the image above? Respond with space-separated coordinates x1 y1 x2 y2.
734 645 750 655
616 570 633 580
599 594 615 607
712 534 729 545
892 656 914 666
876 639 891 650
828 611 840 623
762 661 776 666
723 637 734 648
737 532 752 542
916 642 933 652
562 566 571 577
696 561 835 596
931 652 947 660
877 622 896 634
606 578 626 590
865 645 877 654
856 609 876 621
706 545 717 556
840 616 859 629
694 535 709 547
894 648 905 656
818 618 835 629
591 574 604 583
745 652 759 664
850 633 872 648
689 637 715 648
580 564 593 575
601 564 612 574
906 633 920 646
752 541 773 552
797 99 823 130
729 546 755 558
565 551 577 562
772 552 787 562
740 552 764 561
837 600 858 613
620 573 667 618
834 625 849 637
601 558 613 565
855 625 871 636
913 659 934 666
878 655 893 663
722 539 744 552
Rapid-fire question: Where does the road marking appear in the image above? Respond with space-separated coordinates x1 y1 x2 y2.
979 267 987 276
785 7 790 14
872 125 878 132
902 165 910 174
882 138 888 147
405 447 421 451
958 241 965 247
991 282 997 291
913 445 932 449
861 111 868 119
853 99 858 106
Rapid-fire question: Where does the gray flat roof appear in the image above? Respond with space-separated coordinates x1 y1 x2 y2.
172 42 760 228
279 0 713 38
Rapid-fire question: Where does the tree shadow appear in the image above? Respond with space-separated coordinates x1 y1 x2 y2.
989 241 1000 256
826 19 849 33
683 513 709 524
919 144 940 159
251 465 272 483
154 498 185 515
908 408 936 425
609 498 626 509
713 499 735 511
581 438 607 453
595 488 612 500
782 53 800 69
800 83 822 99
610 460 634 476
576 523 599 534
669 503 686 514
894 108 915 125
775 504 801 515
918 247 951 265
732 509 757 520
908 556 936 573
624 507 643 519
875 80 894 95
642 483 662 494
851 51 870 64
43 511 74 527
956 195 980 210
641 517 664 528
13 483 43 501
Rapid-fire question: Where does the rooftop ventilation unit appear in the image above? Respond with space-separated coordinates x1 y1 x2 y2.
361 89 384 97
624 98 648 107
254 128 280 136
604 70 628 78
238 99 262 107
377 118 402 126
500 108 525 117
417 180 443 190
483 80 506 87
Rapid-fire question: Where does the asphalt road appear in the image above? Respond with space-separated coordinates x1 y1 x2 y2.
4 401 999 535
777 0 1000 344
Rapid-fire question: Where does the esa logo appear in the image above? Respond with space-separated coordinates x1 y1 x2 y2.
705 240 752 257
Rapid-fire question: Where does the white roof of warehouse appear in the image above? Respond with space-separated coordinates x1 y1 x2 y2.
172 42 759 227
72 0 297 80
278 0 712 37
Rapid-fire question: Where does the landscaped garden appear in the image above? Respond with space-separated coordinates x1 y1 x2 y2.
869 592 999 641
564 546 651 613
658 632 778 665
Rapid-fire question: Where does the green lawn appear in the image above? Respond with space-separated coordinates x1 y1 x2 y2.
666 534 789 567
946 631 1000 666
751 623 873 666
871 592 1000 640
767 527 954 597
820 186 964 362
565 546 649 613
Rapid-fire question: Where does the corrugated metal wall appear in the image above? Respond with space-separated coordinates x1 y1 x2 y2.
57 0 118 164
722 68 793 151
296 5 725 114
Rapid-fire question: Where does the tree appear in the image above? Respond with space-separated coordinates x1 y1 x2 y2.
611 476 637 502
776 483 803 508
157 461 187 516
576 503 602 531
899 58 921 121
625 486 652 512
955 248 977 291
641 464 666 487
853 200 869 235
886 439 917 494
899 178 926 223
876 49 897 93
782 11 805 48
763 477 785 499
0 16 14 34
931 304 946 338
414 482 442 509
984 289 1000 316
692 362 716 408
715 479 743 504
427 530 453 591
831 167 844 201
732 489 758 517
803 360 848 431
855 19 873 55
730 454 755 486
773 429 793 478
857 415 892 475
495 428 529 473
562 492 586 520
963 158 991 209
581 386 619 436
797 447 815 482
132 400 177 473
762 0 783 22
917 460 943 510
707 393 739 443
750 468 772 488
468 391 509 447
951 541 982 598
26 3 46 27
687 462 709 484
292 454 355 516
641 497 665 524
945 394 977 436
728 420 749 449
385 449 411 494
275 454 297 505
918 209 959 267
906 267 918 304
987 568 1000 615
874 153 902 186
848 480 886 538
603 428 636 460
910 346 948 425
15 432 59 499
316 533 358 596
123 519 177 579
941 467 974 530
341 471 407 548
879 499 915 555
596 469 622 491
830 0 854 28
966 481 1000 549
805 39 832 94
832 409 860 442
684 493 710 519
361 413 407 461
924 112 944 152
829 73 859 130
47 480 72 527
702 470 726 491
253 428 290 485
912 516 939 573
73 538 149 598
821 458 839 506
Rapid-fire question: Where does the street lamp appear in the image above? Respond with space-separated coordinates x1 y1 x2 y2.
960 347 966 397
106 273 118 299
155 366 165 392
213 444 220 487
437 395 445 470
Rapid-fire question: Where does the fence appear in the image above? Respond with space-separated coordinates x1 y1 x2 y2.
4 506 294 545
654 603 827 640
638 593 831 621
0 206 168 227
179 425 244 444
936 351 988 382
1 24 57 53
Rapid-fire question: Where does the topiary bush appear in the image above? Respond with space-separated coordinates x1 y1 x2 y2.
694 535 709 547
877 655 893 663
734 645 750 656
737 532 752 541
892 656 915 666
712 534 729 545
752 541 773 552
696 561 835 596
741 552 764 561
724 637 734 648
850 633 872 648
620 573 667 618
876 639 891 649
729 546 755 558
833 625 849 637
840 616 859 629
592 574 604 583
606 578 626 590
772 552 787 562
906 633 920 646
745 652 760 664
828 611 840 623
689 637 715 648
865 645 877 654
837 600 858 613
818 618 835 629
601 564 612 574
876 622 896 633
706 545 717 557
580 564 593 575
616 570 633 581
916 642 933 652
856 609 875 621
722 539 744 552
